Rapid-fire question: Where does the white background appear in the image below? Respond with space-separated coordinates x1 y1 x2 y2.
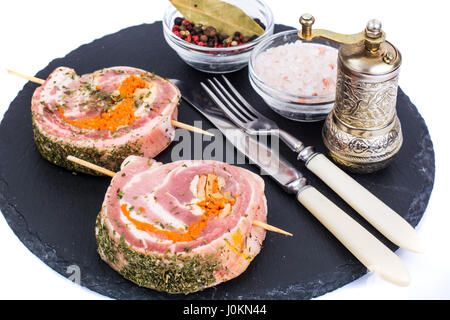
0 0 449 300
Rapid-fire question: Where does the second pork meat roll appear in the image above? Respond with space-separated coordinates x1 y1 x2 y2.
95 156 267 294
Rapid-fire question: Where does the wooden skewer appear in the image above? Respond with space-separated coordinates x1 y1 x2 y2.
67 155 293 237
171 120 212 136
67 155 115 177
6 69 213 137
7 69 45 85
252 220 293 237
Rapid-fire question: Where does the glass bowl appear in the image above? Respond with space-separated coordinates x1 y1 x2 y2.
249 30 338 122
162 0 274 74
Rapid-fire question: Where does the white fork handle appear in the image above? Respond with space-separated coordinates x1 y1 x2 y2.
306 154 424 253
297 186 411 286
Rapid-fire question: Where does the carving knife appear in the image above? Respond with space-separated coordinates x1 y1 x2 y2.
171 79 410 286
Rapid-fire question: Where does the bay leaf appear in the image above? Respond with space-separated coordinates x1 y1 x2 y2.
169 0 265 37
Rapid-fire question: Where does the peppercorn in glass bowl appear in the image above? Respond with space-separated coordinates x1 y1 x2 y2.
249 30 338 122
163 0 274 74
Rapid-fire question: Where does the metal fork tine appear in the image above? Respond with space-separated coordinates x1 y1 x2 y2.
221 75 264 118
200 82 245 128
212 78 256 121
207 79 252 123
206 79 252 124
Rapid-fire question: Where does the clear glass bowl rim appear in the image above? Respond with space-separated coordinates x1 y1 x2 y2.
249 29 337 103
162 0 274 54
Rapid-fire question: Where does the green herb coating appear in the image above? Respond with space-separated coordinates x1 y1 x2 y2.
95 213 221 294
31 115 144 175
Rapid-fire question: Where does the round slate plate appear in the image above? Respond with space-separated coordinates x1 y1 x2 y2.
0 22 435 300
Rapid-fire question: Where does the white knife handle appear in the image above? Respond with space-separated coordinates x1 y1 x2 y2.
306 154 424 253
297 186 410 286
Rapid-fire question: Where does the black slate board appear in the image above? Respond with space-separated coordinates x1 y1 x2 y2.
0 22 435 300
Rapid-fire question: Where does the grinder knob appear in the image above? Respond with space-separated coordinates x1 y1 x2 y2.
299 13 315 39
365 19 383 39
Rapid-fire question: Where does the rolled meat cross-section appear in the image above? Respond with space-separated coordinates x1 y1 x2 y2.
31 66 180 174
95 155 267 294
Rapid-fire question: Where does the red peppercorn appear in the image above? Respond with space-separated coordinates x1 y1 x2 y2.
172 25 179 32
186 34 192 42
198 41 205 46
192 35 200 43
183 20 191 26
174 30 181 37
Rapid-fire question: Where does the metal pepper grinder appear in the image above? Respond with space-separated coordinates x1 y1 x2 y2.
299 14 403 173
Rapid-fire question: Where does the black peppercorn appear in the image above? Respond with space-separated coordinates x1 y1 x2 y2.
174 17 183 26
234 31 241 37
204 26 217 37
193 26 203 34
218 34 228 42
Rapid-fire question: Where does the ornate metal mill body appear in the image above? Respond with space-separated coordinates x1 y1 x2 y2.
298 15 403 173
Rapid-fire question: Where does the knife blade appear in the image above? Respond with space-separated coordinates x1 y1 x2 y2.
171 78 410 286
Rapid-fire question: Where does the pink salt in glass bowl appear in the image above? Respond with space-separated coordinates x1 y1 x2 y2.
249 30 338 122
